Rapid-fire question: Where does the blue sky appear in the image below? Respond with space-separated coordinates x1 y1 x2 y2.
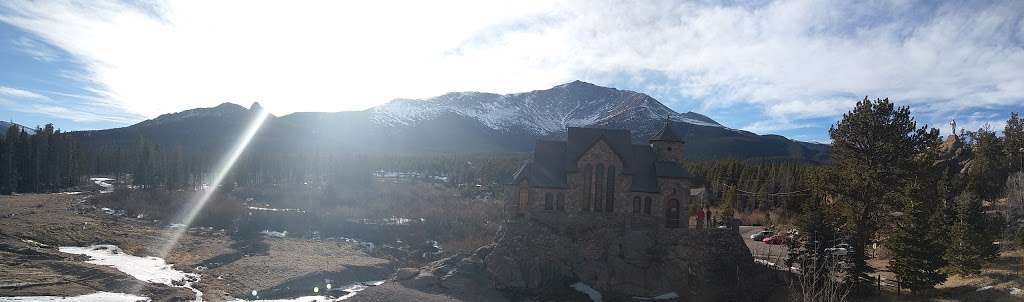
1 0 1023 142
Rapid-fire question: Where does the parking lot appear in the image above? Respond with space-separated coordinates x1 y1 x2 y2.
739 226 789 266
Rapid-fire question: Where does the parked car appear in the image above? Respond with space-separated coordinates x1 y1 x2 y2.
750 230 774 241
825 244 853 256
763 234 787 245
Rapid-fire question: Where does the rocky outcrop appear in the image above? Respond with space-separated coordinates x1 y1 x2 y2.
937 134 972 175
409 214 759 301
483 215 756 301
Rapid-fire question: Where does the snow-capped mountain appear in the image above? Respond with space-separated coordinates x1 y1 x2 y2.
72 81 829 162
371 80 721 136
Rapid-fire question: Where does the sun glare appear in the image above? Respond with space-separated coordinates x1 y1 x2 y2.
156 108 271 258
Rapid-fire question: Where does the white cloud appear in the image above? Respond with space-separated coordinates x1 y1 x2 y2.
10 36 59 61
0 86 47 99
20 104 138 124
0 0 1021 130
741 119 816 135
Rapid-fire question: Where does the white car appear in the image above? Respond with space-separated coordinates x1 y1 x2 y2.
750 230 774 241
825 244 852 256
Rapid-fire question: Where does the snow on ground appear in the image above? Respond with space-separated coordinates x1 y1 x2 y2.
59 245 202 301
242 280 385 302
247 206 305 213
570 282 602 302
260 230 288 238
90 177 114 193
0 292 151 302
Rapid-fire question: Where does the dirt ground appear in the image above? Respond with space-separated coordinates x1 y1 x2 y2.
738 225 1024 301
861 250 1024 301
0 193 497 301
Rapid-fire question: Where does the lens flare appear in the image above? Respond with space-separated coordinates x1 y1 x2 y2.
156 108 271 258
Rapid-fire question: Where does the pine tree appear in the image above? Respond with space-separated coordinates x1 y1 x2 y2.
966 126 1007 200
791 194 841 279
2 125 16 194
887 193 947 293
827 97 935 290
1006 112 1024 173
945 192 997 276
720 186 736 221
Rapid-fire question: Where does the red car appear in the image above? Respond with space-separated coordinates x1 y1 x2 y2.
762 234 787 245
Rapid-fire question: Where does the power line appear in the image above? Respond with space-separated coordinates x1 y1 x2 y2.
715 181 812 197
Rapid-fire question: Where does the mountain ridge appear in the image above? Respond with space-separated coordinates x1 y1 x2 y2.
71 81 829 162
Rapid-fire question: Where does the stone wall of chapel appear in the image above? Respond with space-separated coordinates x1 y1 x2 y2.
653 141 686 163
657 178 692 220
510 138 697 224
573 139 626 213
625 192 661 217
531 187 571 212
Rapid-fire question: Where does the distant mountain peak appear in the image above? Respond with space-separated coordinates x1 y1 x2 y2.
557 80 599 88
213 102 247 111
371 81 725 135
136 102 251 128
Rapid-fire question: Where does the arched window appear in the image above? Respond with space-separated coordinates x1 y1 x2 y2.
544 193 553 211
605 166 615 212
594 164 604 212
632 197 641 214
643 197 652 215
583 165 592 211
556 193 565 211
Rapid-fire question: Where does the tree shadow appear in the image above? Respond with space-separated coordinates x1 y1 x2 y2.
196 236 269 269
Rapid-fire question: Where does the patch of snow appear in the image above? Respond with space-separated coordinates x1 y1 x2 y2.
90 177 114 193
58 245 202 301
63 191 84 195
248 206 305 213
570 282 602 302
324 237 375 254
976 285 994 292
241 280 384 302
260 230 288 238
101 208 125 216
20 238 49 248
357 217 425 226
0 292 151 302
1011 287 1023 296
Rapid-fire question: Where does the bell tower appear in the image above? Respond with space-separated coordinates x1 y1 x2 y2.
650 117 685 164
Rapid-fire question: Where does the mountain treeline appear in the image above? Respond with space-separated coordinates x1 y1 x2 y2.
686 160 823 215
0 124 88 194
87 133 525 192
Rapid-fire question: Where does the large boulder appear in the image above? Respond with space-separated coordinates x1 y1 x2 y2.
482 215 758 301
